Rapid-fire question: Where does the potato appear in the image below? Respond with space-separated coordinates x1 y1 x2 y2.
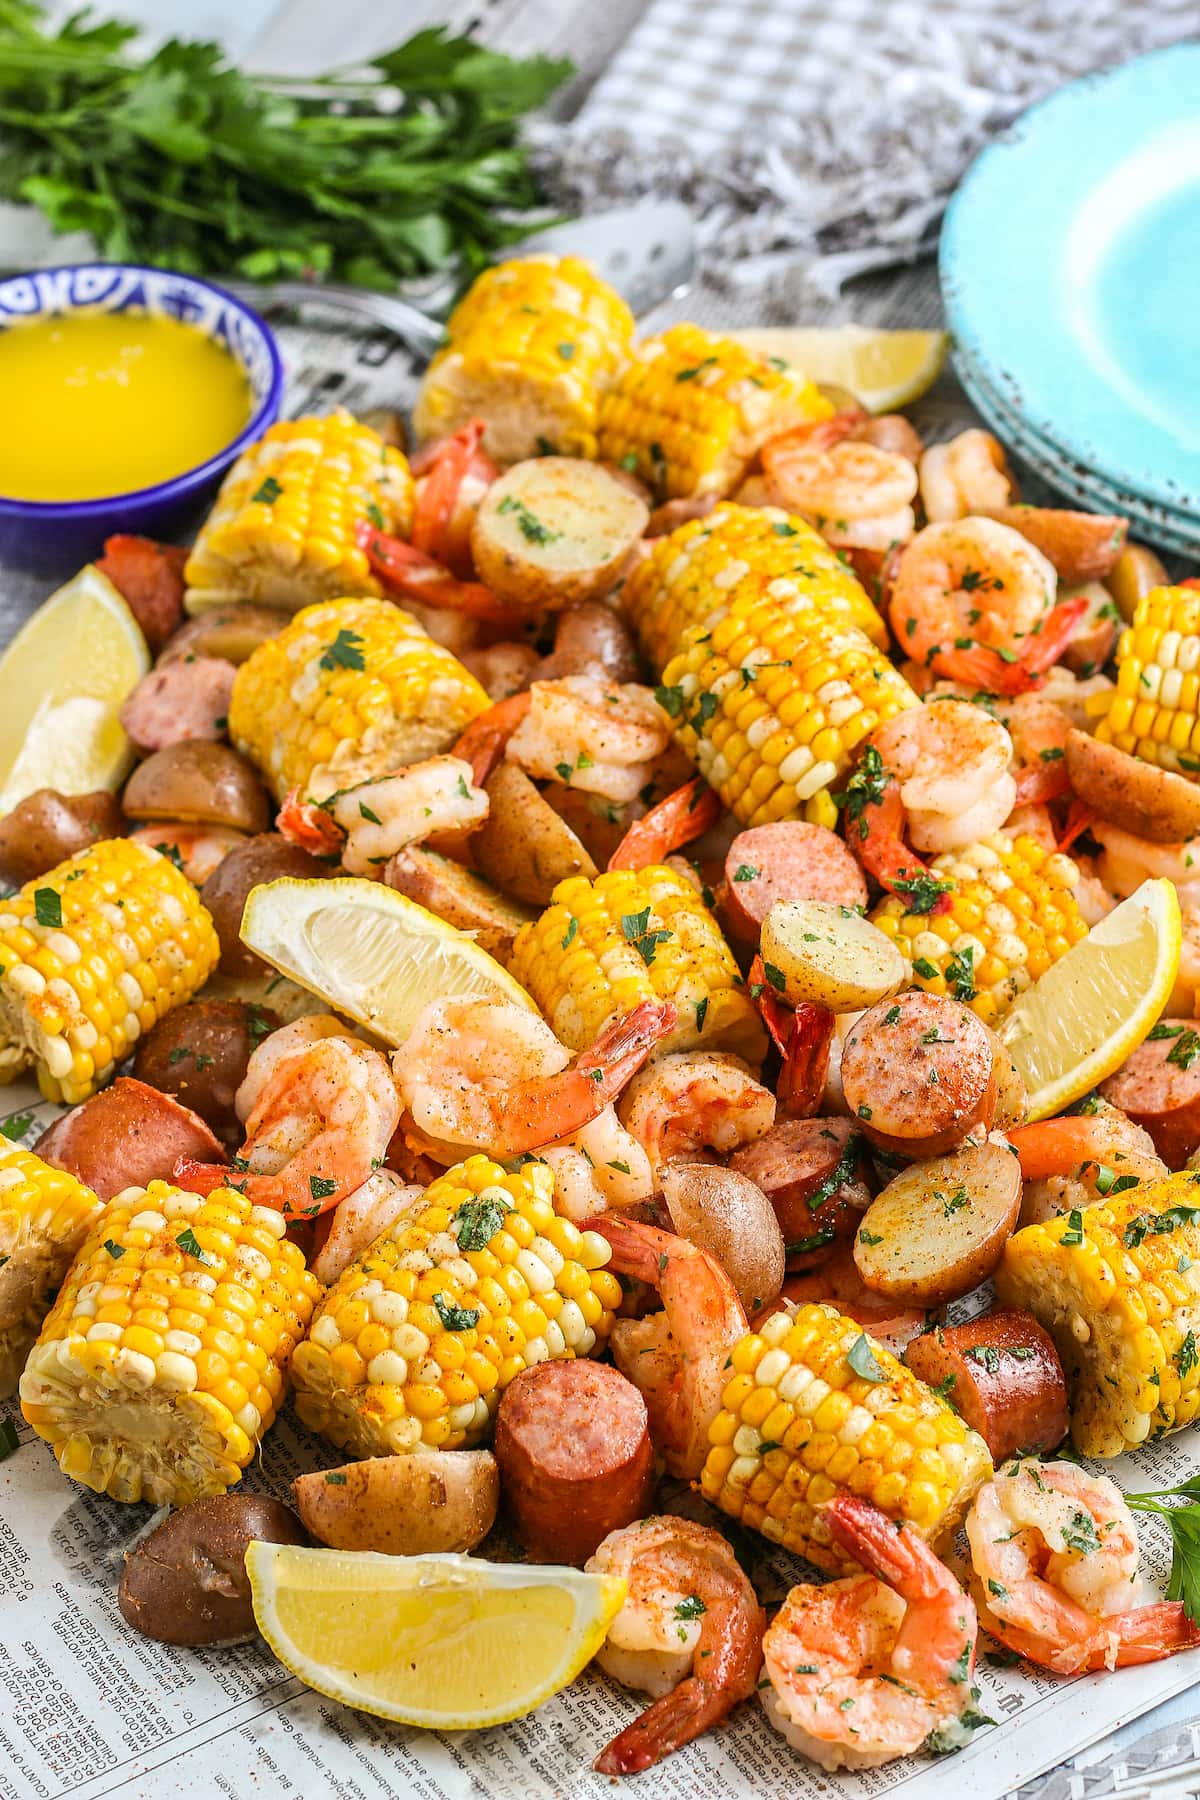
1064 729 1200 844
119 1494 306 1644
852 1139 1021 1306
0 789 124 886
293 1451 499 1555
385 845 535 959
661 1161 786 1314
133 999 280 1144
760 899 907 1013
471 458 649 611
1105 542 1169 623
200 833 335 977
471 762 597 905
123 741 271 832
158 604 291 667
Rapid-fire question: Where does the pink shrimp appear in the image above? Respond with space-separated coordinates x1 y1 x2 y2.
607 777 722 871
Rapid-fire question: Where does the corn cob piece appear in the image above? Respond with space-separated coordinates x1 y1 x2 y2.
229 596 489 802
871 832 1088 1027
700 1302 992 1572
596 324 832 501
628 502 890 671
0 1144 102 1398
1087 586 1200 776
997 1172 1200 1458
507 864 766 1064
0 840 219 1105
184 409 415 612
291 1154 622 1458
414 256 634 464
20 1179 320 1503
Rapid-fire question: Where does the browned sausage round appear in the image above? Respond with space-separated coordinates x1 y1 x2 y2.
722 822 868 942
200 834 334 977
96 536 187 653
1099 1024 1200 1168
120 658 237 755
133 1000 280 1144
903 1308 1068 1462
840 991 997 1158
0 789 125 886
35 1077 224 1200
494 1361 654 1565
730 1117 871 1268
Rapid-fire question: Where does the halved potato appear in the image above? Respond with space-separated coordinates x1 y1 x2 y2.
1064 729 1200 844
760 899 906 1013
293 1451 499 1556
1105 542 1168 623
661 1160 785 1314
471 457 649 611
471 762 597 906
852 1138 1021 1306
385 844 535 959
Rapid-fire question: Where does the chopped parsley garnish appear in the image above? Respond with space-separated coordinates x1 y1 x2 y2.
847 1333 889 1384
455 1195 510 1252
33 888 62 929
1062 1208 1085 1246
433 1292 480 1331
175 1227 213 1264
732 864 759 883
620 906 673 967
309 1175 338 1202
358 801 381 825
561 917 578 951
497 493 560 545
0 1112 34 1141
858 1227 883 1246
251 476 283 505
695 995 708 1034
324 1472 348 1484
1125 1205 1200 1248
319 628 366 672
1062 1509 1101 1555
675 356 717 382
0 1419 17 1461
832 744 887 834
103 1239 126 1260
763 962 786 993
944 943 977 1002
892 872 952 914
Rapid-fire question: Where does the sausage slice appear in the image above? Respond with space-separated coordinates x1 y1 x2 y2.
840 991 997 1158
730 1117 871 1267
722 822 868 942
904 1308 1068 1462
35 1077 224 1200
1100 1023 1200 1168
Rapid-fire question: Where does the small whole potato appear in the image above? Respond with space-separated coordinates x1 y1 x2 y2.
661 1160 785 1314
0 789 125 886
123 741 271 833
293 1451 499 1556
133 999 280 1144
119 1493 306 1645
200 834 335 978
158 604 291 667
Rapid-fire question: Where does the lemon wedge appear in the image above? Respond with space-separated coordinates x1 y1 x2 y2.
239 876 538 1044
246 1544 625 1727
1001 879 1181 1122
0 563 149 813
733 326 949 413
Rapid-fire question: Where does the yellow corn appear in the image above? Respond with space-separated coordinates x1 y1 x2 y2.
700 1303 992 1571
997 1172 1200 1458
628 502 890 670
596 324 831 500
229 596 489 801
0 1144 102 1397
20 1180 320 1503
184 409 415 612
507 864 766 1063
291 1154 622 1458
1088 586 1200 776
871 831 1088 1027
414 256 634 463
0 840 219 1104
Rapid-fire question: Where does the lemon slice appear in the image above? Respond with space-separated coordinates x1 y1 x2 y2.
733 326 949 413
1001 879 1181 1122
239 876 538 1044
247 1544 625 1727
0 564 149 812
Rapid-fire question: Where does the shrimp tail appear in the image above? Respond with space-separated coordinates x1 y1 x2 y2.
1103 1602 1200 1668
578 1000 678 1088
745 955 833 1117
1012 760 1072 806
356 521 522 627
935 596 1090 697
172 1157 348 1220
450 690 532 788
584 1214 682 1287
823 1493 951 1604
410 419 496 576
849 772 938 899
276 789 345 858
593 1674 744 1775
173 1158 236 1197
607 778 722 871
499 1001 676 1155
1006 1117 1090 1181
1058 798 1096 853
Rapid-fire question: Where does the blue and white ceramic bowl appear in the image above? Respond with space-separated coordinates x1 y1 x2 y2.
0 262 284 576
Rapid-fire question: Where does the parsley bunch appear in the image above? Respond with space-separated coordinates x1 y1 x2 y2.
0 3 571 288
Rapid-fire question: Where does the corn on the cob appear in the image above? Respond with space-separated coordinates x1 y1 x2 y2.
414 256 634 464
291 1154 622 1458
997 1172 1200 1458
871 832 1088 1027
229 596 489 802
184 409 415 612
1087 586 1200 776
596 324 831 501
628 503 890 670
0 1144 102 1397
700 1302 992 1572
20 1179 319 1503
0 840 219 1104
507 864 766 1063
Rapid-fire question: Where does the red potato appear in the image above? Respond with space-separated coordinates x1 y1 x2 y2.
199 834 335 978
852 1138 1022 1307
722 822 867 942
119 657 236 755
1065 730 1200 845
840 991 997 1158
471 761 598 906
903 1308 1068 1462
660 1161 785 1313
538 600 641 683
0 789 124 887
294 1452 498 1556
730 1117 872 1268
985 505 1128 583
122 742 270 833
35 1076 224 1200
96 535 187 652
132 1000 280 1145
471 458 649 611
1105 542 1169 622
157 604 290 667
1100 1024 1200 1168
119 1494 305 1644
1058 581 1119 676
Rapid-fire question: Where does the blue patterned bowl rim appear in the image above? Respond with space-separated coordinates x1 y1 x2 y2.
0 262 284 519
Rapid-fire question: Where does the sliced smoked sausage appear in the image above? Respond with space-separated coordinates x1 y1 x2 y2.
722 822 868 942
120 658 237 755
730 1116 871 1267
903 1308 1068 1462
35 1077 224 1200
840 991 996 1158
1099 1024 1200 1168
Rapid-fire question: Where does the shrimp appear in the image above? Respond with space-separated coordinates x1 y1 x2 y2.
618 1050 776 1175
588 1215 748 1478
451 690 532 789
761 1491 980 1770
919 428 1015 522
760 418 918 553
129 824 244 886
607 777 723 871
505 676 673 803
747 958 835 1118
1090 822 1200 1003
309 1169 423 1285
868 699 1017 856
393 996 676 1161
966 1460 1200 1673
889 518 1084 695
357 521 525 629
587 1516 766 1775
1001 691 1074 805
1008 1103 1167 1225
235 1014 350 1122
177 1030 401 1219
277 757 487 873
540 1105 655 1219
409 418 498 578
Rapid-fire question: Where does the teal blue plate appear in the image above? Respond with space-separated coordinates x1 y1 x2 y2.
941 46 1200 529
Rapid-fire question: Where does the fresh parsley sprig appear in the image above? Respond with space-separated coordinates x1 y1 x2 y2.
1126 1473 1200 1622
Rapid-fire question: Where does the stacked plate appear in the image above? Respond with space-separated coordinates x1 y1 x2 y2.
940 45 1200 557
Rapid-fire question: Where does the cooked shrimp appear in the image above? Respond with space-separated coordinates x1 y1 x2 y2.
358 520 525 629
747 958 835 1118
541 1104 655 1219
129 824 244 886
966 1460 1200 1673
919 428 1015 522
505 676 673 803
618 1049 776 1175
608 777 723 871
761 1491 980 1770
393 996 675 1161
869 699 1016 855
587 1515 765 1775
451 690 532 788
459 641 542 701
235 1014 350 1122
1090 822 1200 1002
761 419 918 552
1001 691 1073 805
177 1031 401 1219
589 1214 747 1478
277 756 487 873
1008 1102 1167 1225
310 1169 423 1284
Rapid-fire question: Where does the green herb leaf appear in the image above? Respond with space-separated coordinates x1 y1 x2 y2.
561 916 578 951
0 1112 34 1140
320 629 366 672
455 1195 509 1251
33 888 62 929
324 1471 348 1485
433 1291 480 1331
695 995 708 1034
358 801 382 825
732 864 759 883
847 1333 889 1384
175 1226 213 1264
0 1418 18 1461
103 1238 126 1260
1062 1208 1085 1246
252 476 283 505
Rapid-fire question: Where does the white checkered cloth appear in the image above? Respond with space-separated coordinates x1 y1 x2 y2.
534 0 1198 310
